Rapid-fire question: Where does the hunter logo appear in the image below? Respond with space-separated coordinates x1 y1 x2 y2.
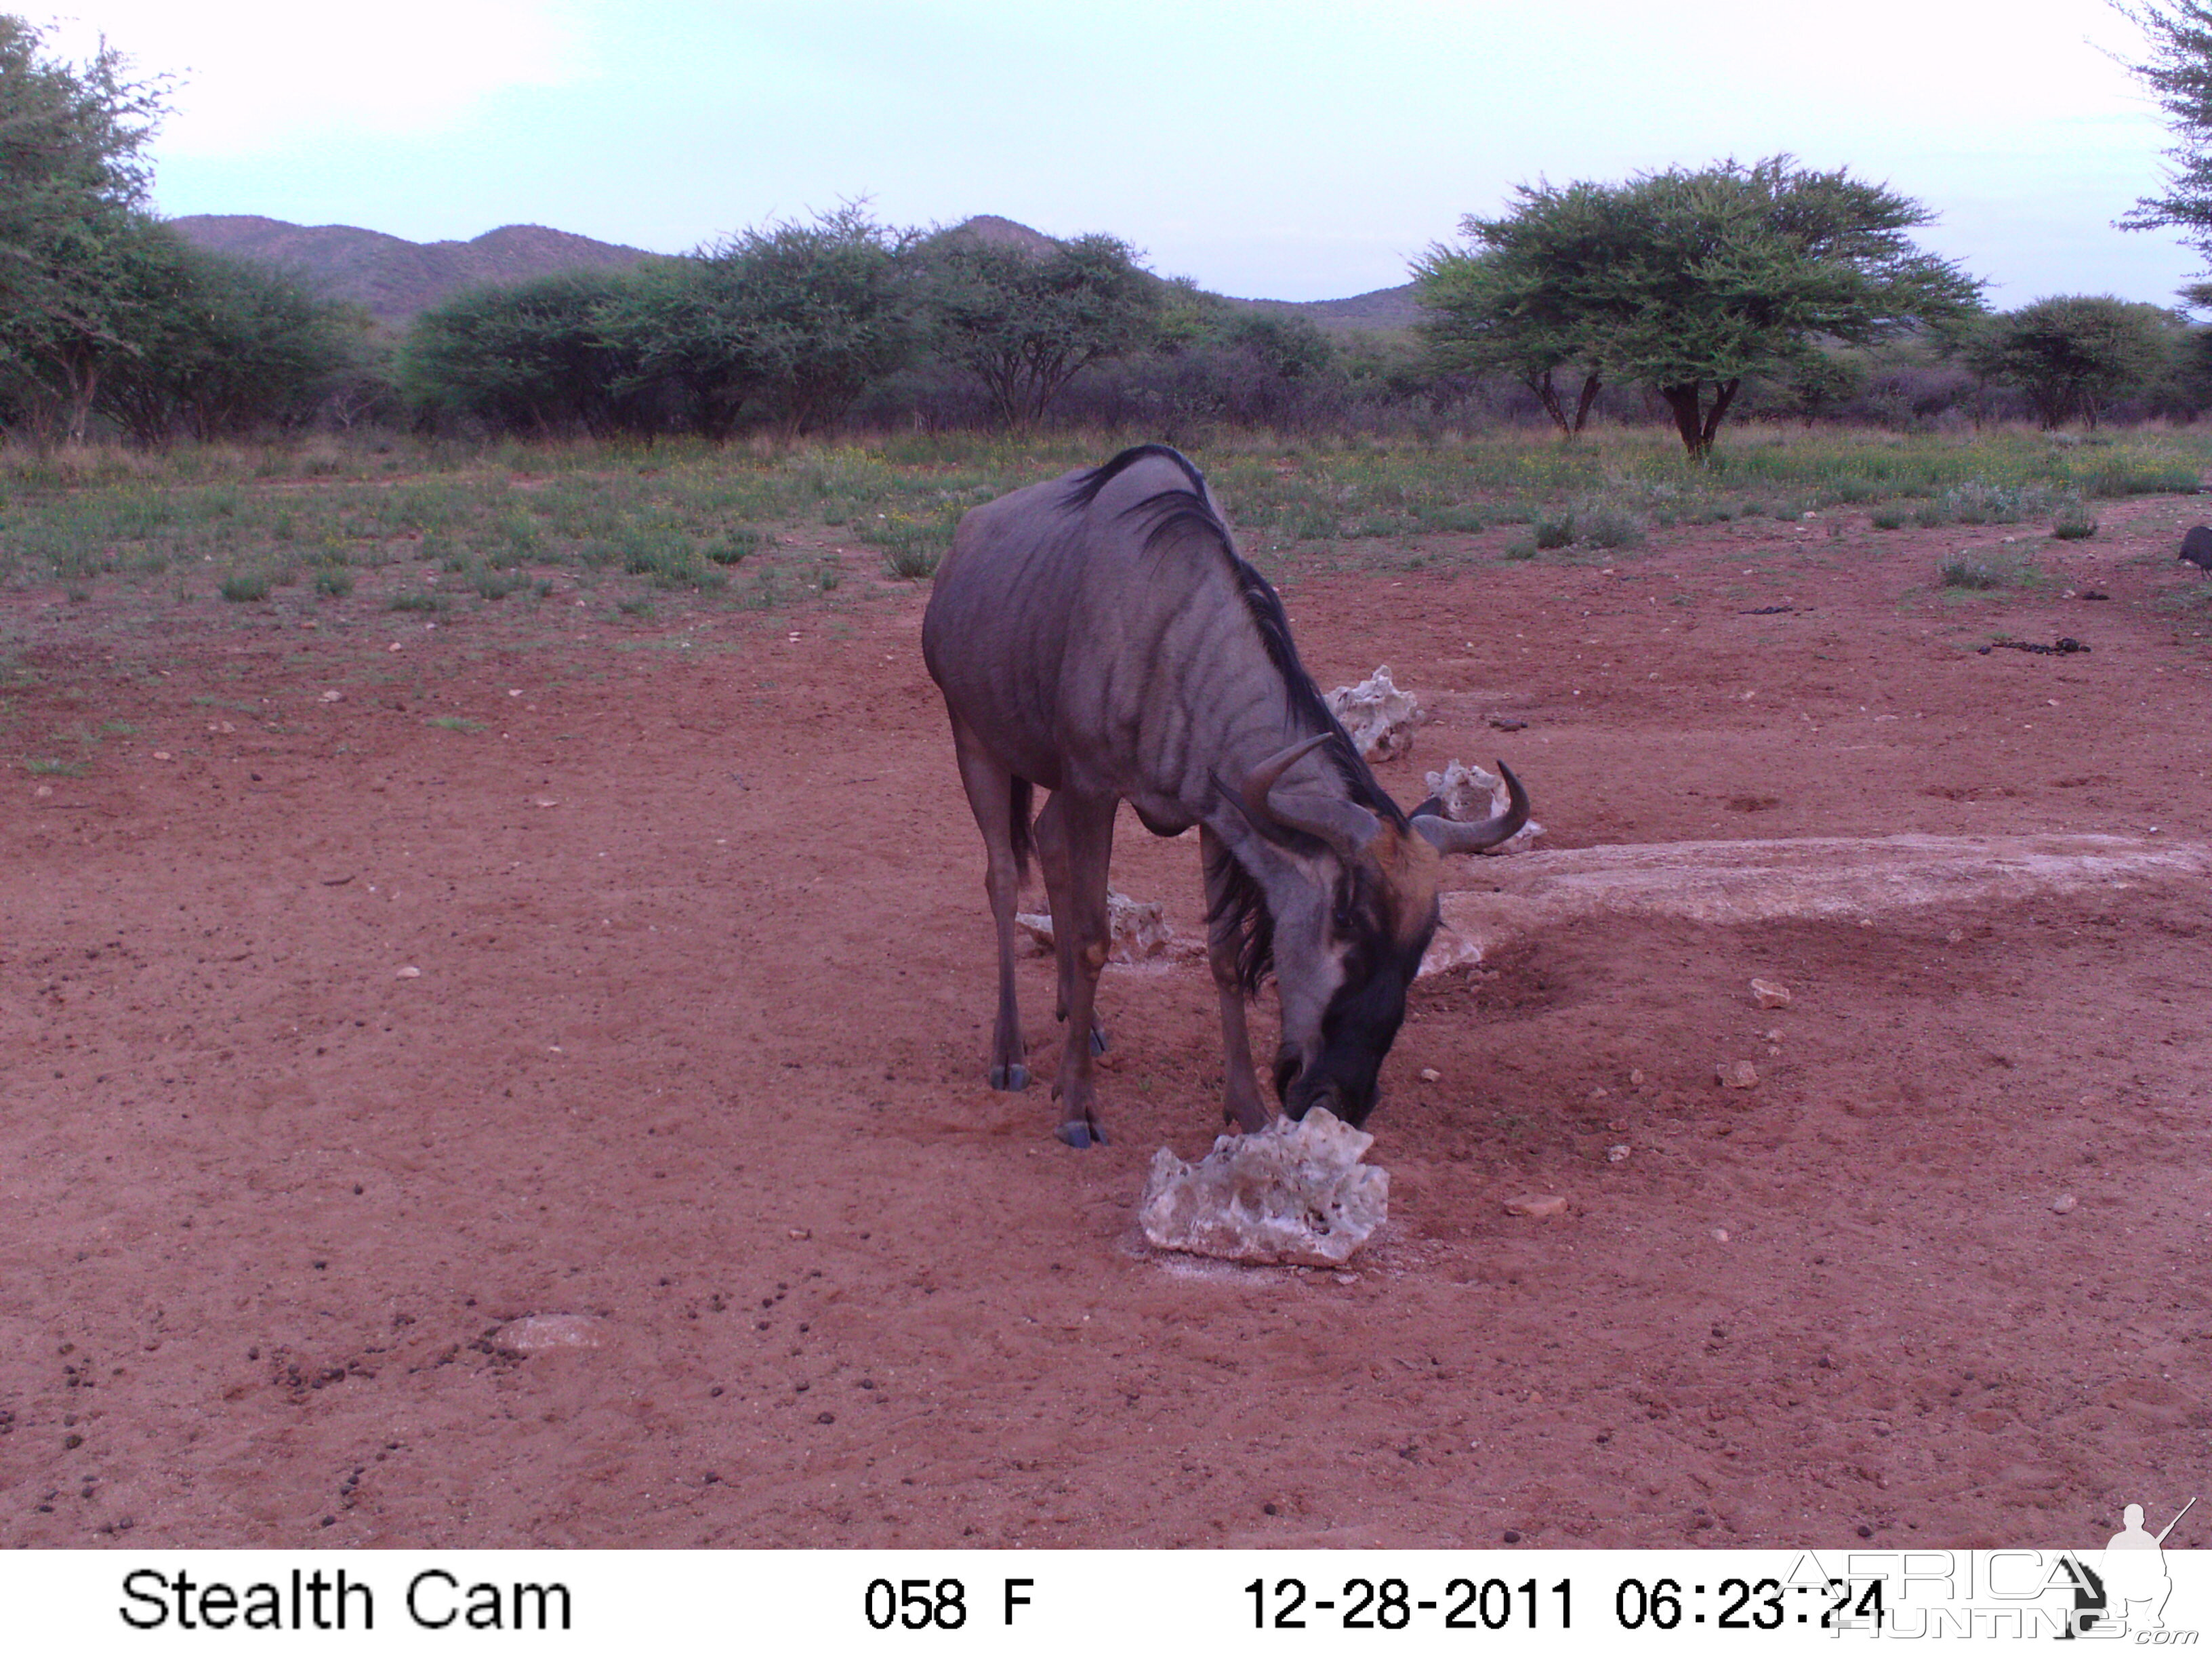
2075 1498 2196 1639
1816 1498 2200 1639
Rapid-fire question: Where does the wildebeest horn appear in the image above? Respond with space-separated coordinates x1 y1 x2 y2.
1238 733 1381 858
1411 760 1530 855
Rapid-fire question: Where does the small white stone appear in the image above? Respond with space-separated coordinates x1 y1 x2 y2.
1418 1067 1441 1084
1717 1060 1759 1090
1750 978 1792 1008
394 965 422 980
1713 1227 1731 1243
1629 1068 1645 1086
320 690 342 703
1607 1144 1631 1164
2051 1193 2078 1215
492 1313 605 1352
1504 1193 1568 1219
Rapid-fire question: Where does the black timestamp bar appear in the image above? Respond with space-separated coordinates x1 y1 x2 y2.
1247 1576 1571 1631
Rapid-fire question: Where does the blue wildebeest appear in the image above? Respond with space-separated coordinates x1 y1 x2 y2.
922 444 1528 1148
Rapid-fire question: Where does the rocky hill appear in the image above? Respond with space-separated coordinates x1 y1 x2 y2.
167 216 655 325
1225 283 1427 334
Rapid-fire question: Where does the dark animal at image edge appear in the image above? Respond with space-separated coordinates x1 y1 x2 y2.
2182 525 2212 571
922 445 1530 1148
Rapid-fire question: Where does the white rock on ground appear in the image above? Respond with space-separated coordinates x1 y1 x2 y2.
1139 1108 1389 1267
1422 758 1545 849
1326 665 1420 760
1016 889 1179 962
491 1313 606 1352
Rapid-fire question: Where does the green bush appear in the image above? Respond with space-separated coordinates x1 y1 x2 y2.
862 510 951 579
1579 507 1645 549
2052 506 2099 539
220 572 270 602
1870 508 1907 530
1532 512 1575 550
705 528 761 566
1939 558 2001 590
314 568 354 598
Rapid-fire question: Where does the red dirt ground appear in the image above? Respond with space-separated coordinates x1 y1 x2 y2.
3 487 2209 1551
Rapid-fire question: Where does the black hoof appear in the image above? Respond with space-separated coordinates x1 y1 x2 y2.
1090 1025 1109 1056
1055 1120 1108 1149
989 1063 1029 1092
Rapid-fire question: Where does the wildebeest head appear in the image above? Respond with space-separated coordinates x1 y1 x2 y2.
1231 733 1528 1126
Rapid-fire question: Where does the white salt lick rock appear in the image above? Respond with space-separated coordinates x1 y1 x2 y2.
1139 1108 1389 1267
1326 665 1420 760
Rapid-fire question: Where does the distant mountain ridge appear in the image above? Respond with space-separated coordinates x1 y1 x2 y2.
167 213 1427 332
167 216 655 325
1223 283 1427 333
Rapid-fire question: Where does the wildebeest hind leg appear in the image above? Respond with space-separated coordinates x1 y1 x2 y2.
1035 790 1116 1147
1202 825 1270 1133
948 718 1028 1092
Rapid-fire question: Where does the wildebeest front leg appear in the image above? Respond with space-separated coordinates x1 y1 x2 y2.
1034 790 1117 1147
1201 825 1270 1133
948 718 1028 1092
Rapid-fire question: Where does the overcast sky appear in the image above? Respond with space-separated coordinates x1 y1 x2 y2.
35 0 2209 307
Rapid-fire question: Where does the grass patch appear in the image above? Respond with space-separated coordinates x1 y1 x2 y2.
1939 558 2003 590
428 716 485 733
705 528 762 566
2052 506 2100 539
1577 506 1645 550
388 592 450 613
219 572 270 602
861 510 954 579
25 756 85 775
314 568 355 598
0 427 2203 611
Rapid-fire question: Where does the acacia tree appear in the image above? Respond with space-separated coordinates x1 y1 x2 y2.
403 270 651 436
1418 158 1982 457
0 15 171 443
2116 1 2212 288
597 207 917 439
101 234 364 443
1960 295 2182 428
1413 180 1620 437
924 232 1159 425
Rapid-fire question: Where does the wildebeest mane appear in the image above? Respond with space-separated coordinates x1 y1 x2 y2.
1205 832 1275 997
1061 442 1209 511
1061 445 1404 830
